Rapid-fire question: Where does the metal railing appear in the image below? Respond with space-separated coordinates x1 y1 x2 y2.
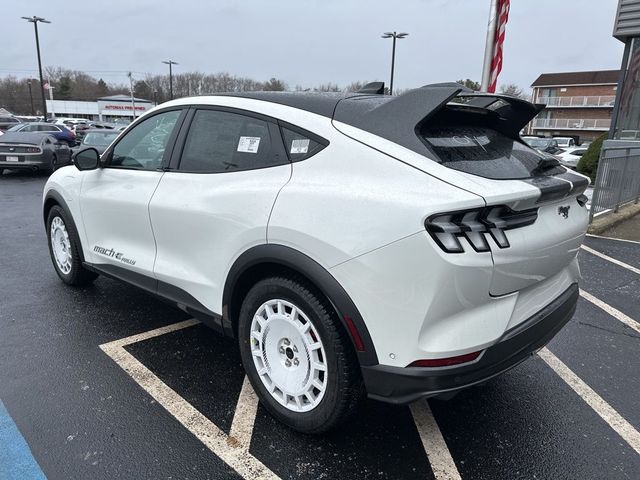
532 118 611 130
537 95 616 108
589 146 640 222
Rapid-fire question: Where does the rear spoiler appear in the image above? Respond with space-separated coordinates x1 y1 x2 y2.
334 82 544 156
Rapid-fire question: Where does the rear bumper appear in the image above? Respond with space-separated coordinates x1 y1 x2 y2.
362 283 579 404
0 157 48 170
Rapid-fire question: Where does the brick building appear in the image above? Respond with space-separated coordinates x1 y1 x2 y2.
527 70 619 143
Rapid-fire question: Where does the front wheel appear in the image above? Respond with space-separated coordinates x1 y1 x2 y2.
238 276 365 434
46 205 98 286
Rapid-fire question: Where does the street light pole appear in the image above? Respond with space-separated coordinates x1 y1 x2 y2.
21 16 51 120
381 31 408 96
162 60 178 99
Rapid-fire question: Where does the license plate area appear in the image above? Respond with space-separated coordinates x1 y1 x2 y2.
6 156 19 162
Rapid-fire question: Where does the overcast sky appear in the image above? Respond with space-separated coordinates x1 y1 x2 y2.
2 0 624 92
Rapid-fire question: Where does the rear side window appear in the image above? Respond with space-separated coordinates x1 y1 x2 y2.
37 125 57 132
419 107 564 180
179 109 286 173
280 126 327 162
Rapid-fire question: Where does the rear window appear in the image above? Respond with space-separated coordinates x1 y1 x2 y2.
419 107 564 180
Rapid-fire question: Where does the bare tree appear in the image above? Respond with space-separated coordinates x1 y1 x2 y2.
499 83 529 100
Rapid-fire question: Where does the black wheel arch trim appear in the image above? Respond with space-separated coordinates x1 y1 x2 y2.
223 244 379 366
43 190 87 263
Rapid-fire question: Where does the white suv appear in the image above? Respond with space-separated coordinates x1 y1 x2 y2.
43 83 589 433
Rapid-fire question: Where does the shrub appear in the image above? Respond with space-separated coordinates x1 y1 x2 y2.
577 133 607 183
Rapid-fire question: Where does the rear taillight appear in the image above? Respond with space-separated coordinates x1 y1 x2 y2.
425 205 538 254
407 350 483 368
26 147 41 153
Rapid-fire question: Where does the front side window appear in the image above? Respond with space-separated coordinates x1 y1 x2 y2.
110 110 181 170
179 109 284 173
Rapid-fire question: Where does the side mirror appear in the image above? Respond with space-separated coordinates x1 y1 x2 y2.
73 147 100 171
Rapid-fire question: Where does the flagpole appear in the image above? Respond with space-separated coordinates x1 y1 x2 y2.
481 0 499 92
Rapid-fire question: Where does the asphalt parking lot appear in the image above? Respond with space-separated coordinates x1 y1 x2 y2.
1 170 639 480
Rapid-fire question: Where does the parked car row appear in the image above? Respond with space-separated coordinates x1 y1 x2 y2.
521 135 591 169
7 122 76 146
0 132 72 174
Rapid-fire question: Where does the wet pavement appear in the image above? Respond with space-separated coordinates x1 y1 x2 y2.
1 170 639 479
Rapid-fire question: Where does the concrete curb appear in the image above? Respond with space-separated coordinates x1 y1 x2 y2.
588 202 640 235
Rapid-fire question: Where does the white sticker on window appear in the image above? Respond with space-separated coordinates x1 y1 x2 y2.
291 138 310 154
237 136 261 153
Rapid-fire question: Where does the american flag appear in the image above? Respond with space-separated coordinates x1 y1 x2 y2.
488 0 510 93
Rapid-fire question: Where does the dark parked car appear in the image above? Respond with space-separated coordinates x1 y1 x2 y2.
0 116 21 132
0 132 72 174
7 122 76 146
78 129 120 154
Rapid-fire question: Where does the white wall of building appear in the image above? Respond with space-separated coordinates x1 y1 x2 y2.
45 99 153 121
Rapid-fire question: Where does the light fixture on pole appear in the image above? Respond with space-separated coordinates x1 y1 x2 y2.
21 15 51 119
381 31 408 96
161 60 178 100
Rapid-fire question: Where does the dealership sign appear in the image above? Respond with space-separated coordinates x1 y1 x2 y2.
102 104 147 111
96 99 152 116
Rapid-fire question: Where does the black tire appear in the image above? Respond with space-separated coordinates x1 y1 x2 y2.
238 275 365 434
48 154 58 174
46 205 98 286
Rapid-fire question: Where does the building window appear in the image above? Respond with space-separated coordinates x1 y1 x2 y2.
615 37 640 140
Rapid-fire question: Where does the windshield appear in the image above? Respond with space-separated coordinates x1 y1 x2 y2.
83 132 118 146
7 125 23 132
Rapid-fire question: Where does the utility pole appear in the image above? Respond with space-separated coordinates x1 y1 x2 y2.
46 80 55 119
21 16 51 119
27 80 35 115
381 32 408 96
128 72 137 120
162 60 178 99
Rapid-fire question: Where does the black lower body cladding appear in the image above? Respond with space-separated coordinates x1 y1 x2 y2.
361 283 579 404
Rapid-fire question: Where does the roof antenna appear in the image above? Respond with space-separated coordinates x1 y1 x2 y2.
357 82 385 94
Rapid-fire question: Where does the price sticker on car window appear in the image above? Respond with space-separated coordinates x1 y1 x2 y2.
237 136 261 153
291 138 310 154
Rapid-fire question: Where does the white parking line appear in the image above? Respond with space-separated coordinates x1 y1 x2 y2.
229 376 260 450
579 289 640 334
99 321 280 480
586 233 640 246
539 348 640 455
581 244 640 275
410 401 462 480
101 320 464 479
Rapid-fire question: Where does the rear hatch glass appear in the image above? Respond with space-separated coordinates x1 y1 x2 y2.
419 105 565 180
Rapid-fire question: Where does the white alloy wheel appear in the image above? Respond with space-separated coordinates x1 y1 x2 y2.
250 298 328 412
50 216 72 274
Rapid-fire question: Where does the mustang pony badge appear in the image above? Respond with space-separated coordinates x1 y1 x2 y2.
558 205 570 219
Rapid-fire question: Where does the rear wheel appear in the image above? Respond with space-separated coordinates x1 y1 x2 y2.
238 276 365 434
48 154 58 174
46 205 98 286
